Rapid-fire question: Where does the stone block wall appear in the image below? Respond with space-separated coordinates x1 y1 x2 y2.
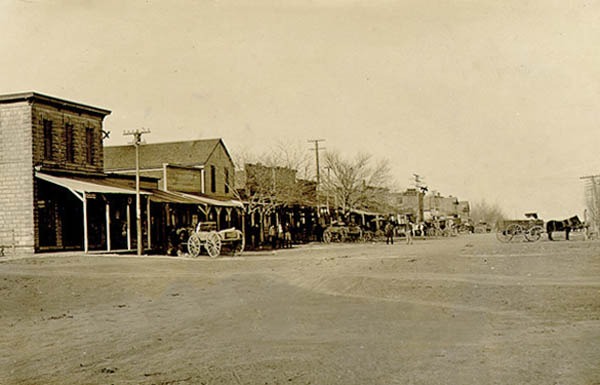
0 102 35 254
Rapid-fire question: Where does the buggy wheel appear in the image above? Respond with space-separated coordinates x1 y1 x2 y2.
525 225 543 242
506 224 524 242
338 230 347 243
204 232 222 258
187 233 202 257
233 233 245 256
323 229 332 243
357 229 365 242
496 229 511 243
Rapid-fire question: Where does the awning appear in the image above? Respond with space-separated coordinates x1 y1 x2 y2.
37 171 243 208
180 192 244 208
148 189 243 208
148 189 207 204
35 171 147 196
351 208 382 217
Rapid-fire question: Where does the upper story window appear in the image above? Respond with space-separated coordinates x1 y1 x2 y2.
224 168 230 194
210 165 216 193
65 123 74 162
43 119 53 160
85 127 94 164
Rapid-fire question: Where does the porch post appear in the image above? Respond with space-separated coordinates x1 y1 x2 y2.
147 197 152 250
106 201 111 252
215 206 222 229
225 207 233 227
83 194 89 253
241 208 245 234
126 201 132 250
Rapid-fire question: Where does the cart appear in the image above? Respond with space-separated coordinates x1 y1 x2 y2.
186 222 244 258
322 221 363 243
496 217 544 243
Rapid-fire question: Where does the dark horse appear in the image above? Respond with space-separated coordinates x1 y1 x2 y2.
546 215 582 241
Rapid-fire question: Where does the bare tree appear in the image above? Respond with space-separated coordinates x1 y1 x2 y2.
231 141 316 215
268 139 314 181
230 143 317 244
470 200 506 227
322 151 393 214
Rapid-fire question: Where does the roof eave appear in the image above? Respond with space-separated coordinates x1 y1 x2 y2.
0 91 111 117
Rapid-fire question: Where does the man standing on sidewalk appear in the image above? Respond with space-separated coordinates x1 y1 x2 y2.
385 221 394 245
406 220 414 245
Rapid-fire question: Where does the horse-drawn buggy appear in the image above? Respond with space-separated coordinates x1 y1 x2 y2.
186 221 244 258
322 221 364 243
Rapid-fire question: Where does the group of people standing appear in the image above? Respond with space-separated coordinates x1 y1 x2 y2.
384 220 415 245
268 223 293 249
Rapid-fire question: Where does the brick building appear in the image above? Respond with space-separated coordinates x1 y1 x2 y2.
423 193 470 221
0 92 142 253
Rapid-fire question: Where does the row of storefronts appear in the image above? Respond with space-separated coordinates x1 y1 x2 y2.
0 92 469 254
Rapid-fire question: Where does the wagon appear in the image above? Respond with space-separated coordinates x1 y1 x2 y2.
322 222 363 243
187 222 244 258
496 217 544 243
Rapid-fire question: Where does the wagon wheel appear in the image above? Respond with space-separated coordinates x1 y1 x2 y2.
233 232 245 256
506 224 524 242
525 225 544 242
204 232 222 258
496 228 511 243
187 233 202 257
357 228 365 242
322 228 332 243
363 231 374 242
339 229 348 243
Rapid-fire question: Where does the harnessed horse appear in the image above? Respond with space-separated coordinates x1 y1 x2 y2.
546 215 583 241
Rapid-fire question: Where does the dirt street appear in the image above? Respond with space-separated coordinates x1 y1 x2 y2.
1 234 599 385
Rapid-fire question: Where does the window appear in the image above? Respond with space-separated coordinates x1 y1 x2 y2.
85 127 94 164
65 123 74 162
43 119 53 160
224 168 230 194
210 165 216 193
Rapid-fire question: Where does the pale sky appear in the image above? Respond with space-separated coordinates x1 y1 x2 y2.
2 0 600 219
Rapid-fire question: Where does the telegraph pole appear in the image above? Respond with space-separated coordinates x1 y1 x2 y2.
413 174 427 223
308 139 325 216
581 174 600 228
308 139 325 187
124 128 150 256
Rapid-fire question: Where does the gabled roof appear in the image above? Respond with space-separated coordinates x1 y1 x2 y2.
104 138 233 171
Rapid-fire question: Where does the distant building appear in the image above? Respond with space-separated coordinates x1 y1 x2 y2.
236 163 319 246
390 188 425 222
423 193 470 221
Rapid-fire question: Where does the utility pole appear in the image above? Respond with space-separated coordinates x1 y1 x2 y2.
124 128 150 256
413 174 427 223
308 139 325 187
581 174 600 228
308 139 325 216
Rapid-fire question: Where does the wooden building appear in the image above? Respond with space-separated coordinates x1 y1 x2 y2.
104 139 244 253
